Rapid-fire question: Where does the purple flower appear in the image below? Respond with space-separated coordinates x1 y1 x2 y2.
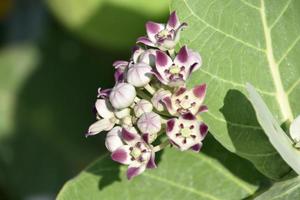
162 84 208 116
137 11 187 50
106 126 156 180
154 46 202 86
166 113 208 151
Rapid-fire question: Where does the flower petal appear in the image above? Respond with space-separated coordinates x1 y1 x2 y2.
162 96 175 115
121 127 141 145
190 143 203 152
175 45 188 64
193 84 207 99
95 99 114 119
137 112 161 134
290 115 300 142
136 36 155 47
127 164 146 180
156 50 172 68
146 152 157 169
111 145 131 165
199 123 208 139
146 21 164 42
167 11 180 29
86 119 114 137
105 126 123 152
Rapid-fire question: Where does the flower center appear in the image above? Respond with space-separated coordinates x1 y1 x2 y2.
169 65 181 74
157 29 170 40
181 127 192 138
130 147 141 159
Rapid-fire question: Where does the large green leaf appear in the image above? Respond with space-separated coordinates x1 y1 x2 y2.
57 137 267 200
47 0 170 50
171 0 300 179
255 176 300 200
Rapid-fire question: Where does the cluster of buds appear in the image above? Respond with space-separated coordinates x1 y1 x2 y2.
86 11 208 180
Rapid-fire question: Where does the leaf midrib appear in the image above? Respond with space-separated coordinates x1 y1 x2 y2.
182 0 295 122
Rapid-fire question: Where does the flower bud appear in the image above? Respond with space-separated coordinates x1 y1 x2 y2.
127 63 152 87
137 112 161 134
133 99 153 118
109 83 136 109
105 126 123 152
151 89 171 111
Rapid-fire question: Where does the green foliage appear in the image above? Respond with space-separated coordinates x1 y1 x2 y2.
57 136 267 200
46 0 170 50
247 83 300 175
170 0 300 179
255 177 300 200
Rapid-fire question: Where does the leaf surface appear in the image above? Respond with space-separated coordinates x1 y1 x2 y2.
171 0 300 179
255 176 300 200
57 137 266 200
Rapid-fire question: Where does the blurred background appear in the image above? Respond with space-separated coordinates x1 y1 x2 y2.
0 0 169 199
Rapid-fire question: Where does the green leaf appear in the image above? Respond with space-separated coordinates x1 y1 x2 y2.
255 177 300 200
57 137 267 200
46 0 170 50
171 0 300 179
246 83 300 175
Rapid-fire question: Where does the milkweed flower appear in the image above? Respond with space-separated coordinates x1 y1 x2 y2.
166 113 208 151
86 11 209 180
106 127 156 180
154 46 202 86
163 84 208 116
137 11 187 50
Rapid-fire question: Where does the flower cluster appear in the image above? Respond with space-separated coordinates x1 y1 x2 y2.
86 11 208 180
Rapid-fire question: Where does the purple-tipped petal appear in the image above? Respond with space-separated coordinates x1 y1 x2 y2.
150 69 168 85
175 87 187 96
167 11 180 29
167 119 175 132
142 133 150 144
114 69 124 83
111 146 131 165
198 105 208 113
136 36 155 47
112 60 128 69
199 123 208 138
156 51 172 67
176 46 188 63
162 96 173 111
193 84 206 99
97 88 111 98
126 166 146 180
188 62 199 76
191 143 202 152
181 112 196 120
146 21 164 34
146 21 164 42
147 152 157 169
122 128 137 142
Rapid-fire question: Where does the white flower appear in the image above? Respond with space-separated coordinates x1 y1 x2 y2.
163 84 207 116
133 99 153 118
290 116 300 144
108 127 156 179
86 99 130 137
166 113 208 151
109 83 136 109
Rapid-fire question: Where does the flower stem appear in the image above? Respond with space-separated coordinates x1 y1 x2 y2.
144 84 156 95
153 140 170 152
